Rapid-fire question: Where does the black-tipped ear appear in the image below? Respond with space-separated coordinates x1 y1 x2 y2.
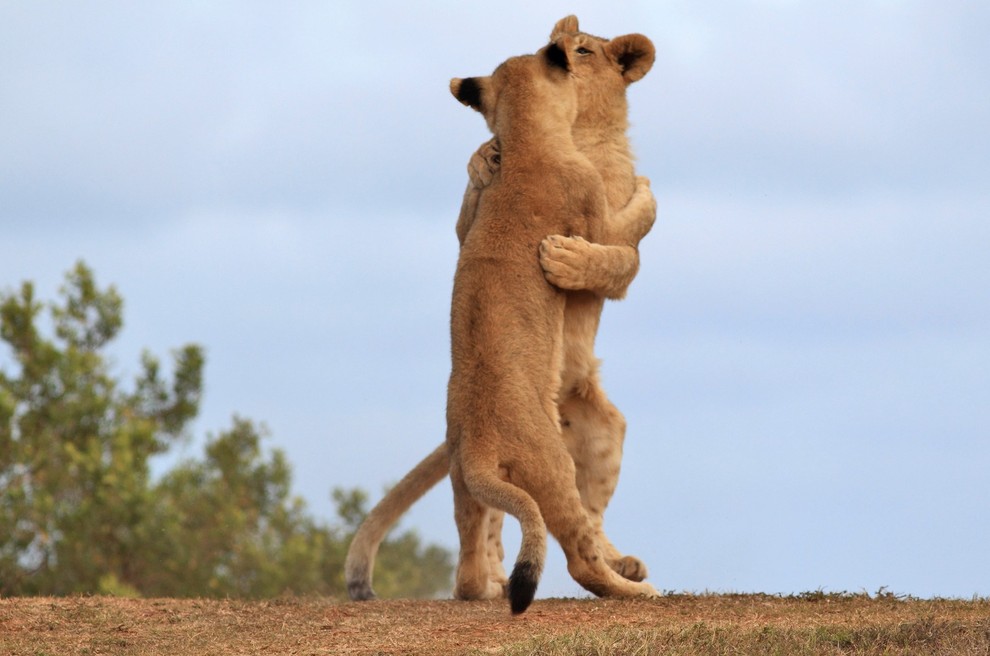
606 34 656 84
450 77 484 112
544 41 570 72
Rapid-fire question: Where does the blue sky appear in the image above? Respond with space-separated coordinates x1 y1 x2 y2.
2 1 988 599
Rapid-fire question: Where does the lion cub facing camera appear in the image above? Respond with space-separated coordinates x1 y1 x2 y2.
446 37 658 614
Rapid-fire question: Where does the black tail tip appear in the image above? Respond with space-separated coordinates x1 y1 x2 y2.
508 561 539 615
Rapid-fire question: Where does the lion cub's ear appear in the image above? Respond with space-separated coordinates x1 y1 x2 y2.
550 15 579 41
543 40 571 72
543 36 576 73
450 76 489 113
606 34 656 84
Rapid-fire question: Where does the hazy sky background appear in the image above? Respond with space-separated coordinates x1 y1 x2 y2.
2 1 988 599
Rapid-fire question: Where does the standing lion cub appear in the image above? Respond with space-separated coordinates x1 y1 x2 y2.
346 16 657 604
445 36 658 614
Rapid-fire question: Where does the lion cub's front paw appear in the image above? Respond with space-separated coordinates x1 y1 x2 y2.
632 177 657 233
540 235 592 290
467 139 501 189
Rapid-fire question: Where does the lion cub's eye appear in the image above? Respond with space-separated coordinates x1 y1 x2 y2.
576 47 593 55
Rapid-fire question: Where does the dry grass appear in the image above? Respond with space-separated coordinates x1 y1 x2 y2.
1 592 988 655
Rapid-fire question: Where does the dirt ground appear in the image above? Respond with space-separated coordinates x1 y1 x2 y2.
2 593 988 655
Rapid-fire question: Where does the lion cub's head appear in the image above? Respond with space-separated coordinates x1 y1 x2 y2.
450 37 581 140
548 16 656 126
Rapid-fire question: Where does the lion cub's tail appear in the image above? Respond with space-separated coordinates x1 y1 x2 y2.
345 443 449 601
462 463 548 614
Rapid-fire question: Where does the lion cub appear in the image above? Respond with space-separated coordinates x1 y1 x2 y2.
446 37 657 614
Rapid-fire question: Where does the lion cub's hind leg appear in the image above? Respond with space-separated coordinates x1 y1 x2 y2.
560 391 648 582
507 430 658 600
484 508 508 594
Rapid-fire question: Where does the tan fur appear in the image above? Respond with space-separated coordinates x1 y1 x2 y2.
443 37 657 614
345 17 657 602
